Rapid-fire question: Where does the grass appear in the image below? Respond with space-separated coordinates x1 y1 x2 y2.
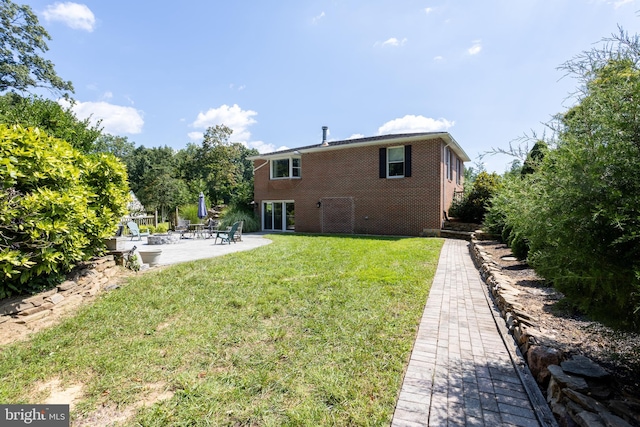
0 234 443 426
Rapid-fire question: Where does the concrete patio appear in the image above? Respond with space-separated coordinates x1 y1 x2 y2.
120 232 273 266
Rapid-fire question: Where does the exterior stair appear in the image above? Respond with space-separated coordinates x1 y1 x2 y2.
421 221 482 241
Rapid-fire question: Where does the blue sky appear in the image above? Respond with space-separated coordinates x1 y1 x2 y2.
19 0 640 172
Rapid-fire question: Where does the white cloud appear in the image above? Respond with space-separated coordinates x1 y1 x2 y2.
424 7 435 14
250 141 286 153
348 133 365 140
613 0 634 7
467 40 482 55
188 131 203 141
380 37 408 47
102 91 113 100
192 104 258 146
59 99 144 134
312 11 326 24
378 115 454 135
433 55 444 61
43 2 96 32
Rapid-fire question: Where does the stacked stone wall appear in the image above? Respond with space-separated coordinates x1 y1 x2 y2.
0 255 121 328
469 238 640 427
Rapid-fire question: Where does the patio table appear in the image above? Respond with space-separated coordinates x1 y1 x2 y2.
188 223 206 239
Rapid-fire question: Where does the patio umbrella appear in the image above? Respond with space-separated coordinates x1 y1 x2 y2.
197 192 207 220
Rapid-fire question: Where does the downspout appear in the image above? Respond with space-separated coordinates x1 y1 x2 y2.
253 159 269 173
442 141 451 228
252 160 269 233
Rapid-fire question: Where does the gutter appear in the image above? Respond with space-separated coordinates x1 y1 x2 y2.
247 132 471 163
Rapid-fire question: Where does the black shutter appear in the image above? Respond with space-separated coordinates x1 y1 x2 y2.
379 147 386 178
405 145 412 177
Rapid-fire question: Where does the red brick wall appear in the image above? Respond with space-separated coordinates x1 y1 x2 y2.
253 137 464 236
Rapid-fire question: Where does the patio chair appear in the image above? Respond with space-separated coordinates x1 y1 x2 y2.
204 218 220 239
214 221 240 245
175 219 190 239
127 221 150 241
232 220 244 242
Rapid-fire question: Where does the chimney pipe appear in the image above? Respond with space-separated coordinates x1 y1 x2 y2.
321 126 328 146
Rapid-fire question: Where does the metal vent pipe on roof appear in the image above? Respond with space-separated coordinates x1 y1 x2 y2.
322 126 329 146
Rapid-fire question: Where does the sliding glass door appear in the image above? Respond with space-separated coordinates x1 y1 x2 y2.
263 201 294 231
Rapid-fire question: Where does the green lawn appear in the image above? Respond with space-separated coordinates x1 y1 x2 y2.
0 234 443 426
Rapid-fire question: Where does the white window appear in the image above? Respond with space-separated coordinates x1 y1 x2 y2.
387 146 405 178
445 148 452 181
271 157 301 179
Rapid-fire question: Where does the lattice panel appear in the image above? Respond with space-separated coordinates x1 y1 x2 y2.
321 197 355 234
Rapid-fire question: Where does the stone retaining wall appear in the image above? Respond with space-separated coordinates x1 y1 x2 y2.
469 238 640 427
0 255 121 327
442 220 481 232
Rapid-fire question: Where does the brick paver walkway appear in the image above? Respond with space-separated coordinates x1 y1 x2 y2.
391 239 542 427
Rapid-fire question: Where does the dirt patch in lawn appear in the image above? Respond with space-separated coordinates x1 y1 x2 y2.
73 382 174 427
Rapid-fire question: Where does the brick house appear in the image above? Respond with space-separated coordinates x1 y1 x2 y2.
249 129 470 236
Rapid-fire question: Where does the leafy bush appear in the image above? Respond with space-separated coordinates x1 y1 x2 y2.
484 175 532 260
156 222 169 234
219 205 259 232
140 225 155 234
448 171 501 223
0 125 129 297
178 203 200 224
485 32 640 329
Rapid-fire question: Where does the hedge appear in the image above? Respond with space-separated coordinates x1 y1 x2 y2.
0 125 129 297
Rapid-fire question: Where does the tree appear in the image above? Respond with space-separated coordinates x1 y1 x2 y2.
93 133 136 159
520 140 547 176
486 28 640 329
0 93 101 152
125 145 176 198
138 168 189 222
448 171 501 223
0 0 73 95
177 125 258 206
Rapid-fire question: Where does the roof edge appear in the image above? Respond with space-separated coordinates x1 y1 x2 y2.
248 132 470 162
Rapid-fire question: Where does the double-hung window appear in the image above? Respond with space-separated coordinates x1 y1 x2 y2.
271 157 301 179
445 148 452 181
380 145 412 179
387 147 405 177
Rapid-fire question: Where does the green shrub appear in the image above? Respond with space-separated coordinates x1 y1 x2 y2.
507 230 529 260
483 33 640 330
156 222 169 233
449 171 501 223
0 125 129 297
140 225 155 235
219 206 259 232
178 203 200 223
483 175 532 260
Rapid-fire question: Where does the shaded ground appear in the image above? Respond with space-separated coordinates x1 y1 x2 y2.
475 240 640 398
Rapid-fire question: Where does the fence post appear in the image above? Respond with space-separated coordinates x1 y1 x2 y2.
154 210 158 227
